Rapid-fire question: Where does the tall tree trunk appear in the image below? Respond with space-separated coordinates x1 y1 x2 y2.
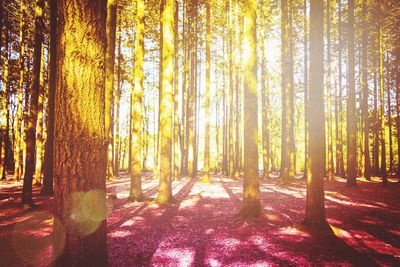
0 27 9 181
326 0 333 180
173 0 180 180
129 0 145 201
156 0 175 204
240 0 261 218
395 46 400 175
33 43 45 185
386 55 393 174
373 68 380 175
21 0 45 205
41 0 56 195
361 0 371 180
378 3 387 184
346 0 357 186
228 0 235 179
261 35 270 180
336 0 345 176
105 0 118 180
113 7 122 176
54 0 108 264
203 0 211 182
304 0 327 229
280 0 294 182
13 0 26 182
304 0 309 179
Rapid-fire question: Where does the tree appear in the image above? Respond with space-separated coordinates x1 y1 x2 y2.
13 0 26 182
240 0 261 218
105 0 118 181
41 0 57 195
304 0 328 229
53 0 108 265
21 0 45 205
280 0 295 182
129 0 145 201
203 0 211 183
361 0 371 180
156 0 175 205
346 0 357 187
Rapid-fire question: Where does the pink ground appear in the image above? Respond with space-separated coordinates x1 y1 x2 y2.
1 173 399 266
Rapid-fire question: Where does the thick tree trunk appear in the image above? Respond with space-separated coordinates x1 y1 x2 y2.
240 0 261 218
304 0 327 229
129 0 145 201
21 0 45 205
54 0 108 265
156 0 175 205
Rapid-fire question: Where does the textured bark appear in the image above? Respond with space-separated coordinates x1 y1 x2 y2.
21 0 45 204
346 0 357 186
156 0 175 205
203 0 211 183
396 47 400 175
240 0 261 218
53 0 108 265
105 0 117 180
129 0 145 201
304 0 327 228
361 0 370 180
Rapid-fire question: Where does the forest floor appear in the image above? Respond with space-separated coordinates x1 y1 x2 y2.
0 173 399 266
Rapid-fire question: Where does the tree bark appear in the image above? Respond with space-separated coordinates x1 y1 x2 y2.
203 0 211 182
129 0 145 201
21 0 45 204
346 0 357 186
156 0 175 204
240 0 261 218
304 0 327 229
54 0 108 265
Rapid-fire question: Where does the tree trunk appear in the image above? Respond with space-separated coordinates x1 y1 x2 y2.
378 2 387 184
156 0 175 204
105 0 117 180
361 0 370 180
13 0 26 182
304 0 327 228
129 0 145 201
54 0 108 264
240 0 261 218
326 0 334 180
113 7 122 176
203 0 211 182
21 0 45 205
346 0 357 186
0 26 9 181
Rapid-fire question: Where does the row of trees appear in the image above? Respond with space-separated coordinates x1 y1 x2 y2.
0 0 399 264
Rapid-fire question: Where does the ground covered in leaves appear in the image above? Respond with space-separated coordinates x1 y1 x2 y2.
0 173 399 266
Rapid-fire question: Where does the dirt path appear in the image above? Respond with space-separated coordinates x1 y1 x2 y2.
0 174 399 266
